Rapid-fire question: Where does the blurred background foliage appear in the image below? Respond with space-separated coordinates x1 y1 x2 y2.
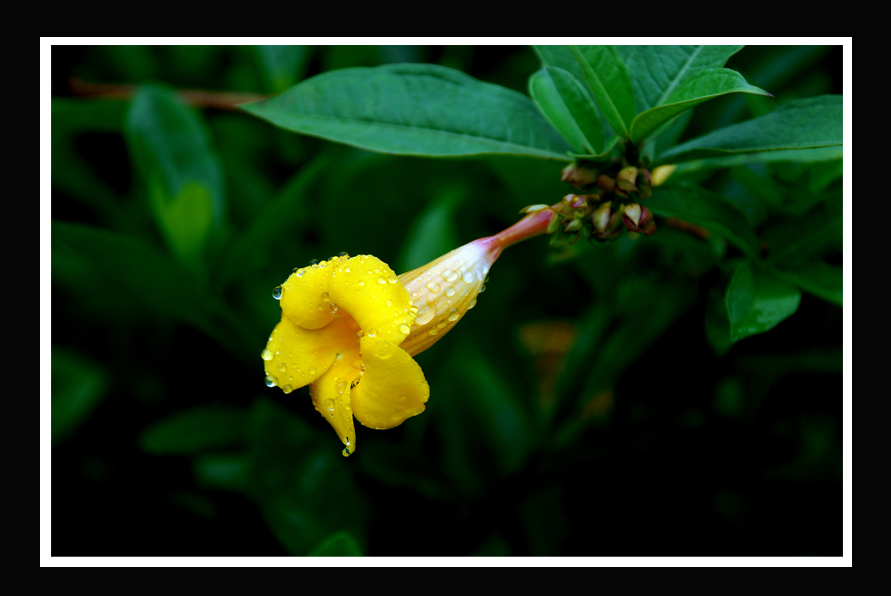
50 45 843 556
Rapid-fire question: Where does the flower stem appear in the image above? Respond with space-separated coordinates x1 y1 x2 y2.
479 207 557 260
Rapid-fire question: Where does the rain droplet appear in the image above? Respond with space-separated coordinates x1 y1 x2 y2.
342 447 351 457
324 398 334 410
282 384 293 394
377 277 386 284
310 259 320 265
339 251 349 258
321 292 331 303
399 323 410 334
358 280 365 286
388 275 398 284
272 286 283 300
345 436 351 446
462 271 474 284
264 374 278 387
261 349 274 361
468 298 477 309
309 367 316 375
296 269 306 278
415 309 435 325
448 308 460 322
345 266 351 273
429 328 439 336
445 286 455 297
443 269 458 282
479 284 486 293
386 300 392 306
277 362 287 373
426 281 441 293
335 379 347 394
367 328 377 337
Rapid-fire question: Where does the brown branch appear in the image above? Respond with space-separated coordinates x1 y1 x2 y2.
62 77 271 110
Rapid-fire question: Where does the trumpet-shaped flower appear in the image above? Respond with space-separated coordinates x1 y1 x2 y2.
261 207 555 456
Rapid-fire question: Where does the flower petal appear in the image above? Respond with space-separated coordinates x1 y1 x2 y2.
263 314 360 391
351 336 429 430
309 347 361 452
280 257 348 330
327 255 415 345
397 239 493 357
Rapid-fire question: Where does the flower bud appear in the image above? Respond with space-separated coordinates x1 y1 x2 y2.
596 174 616 193
561 163 598 188
617 166 639 191
651 164 676 187
591 201 613 233
623 203 642 228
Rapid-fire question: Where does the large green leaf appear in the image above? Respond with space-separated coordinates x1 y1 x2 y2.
659 95 843 163
241 63 572 160
647 185 762 259
773 261 843 306
630 69 771 143
617 45 744 112
725 261 801 342
125 85 225 265
570 46 636 138
529 67 605 154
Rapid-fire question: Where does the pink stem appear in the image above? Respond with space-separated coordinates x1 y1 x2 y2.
478 207 556 261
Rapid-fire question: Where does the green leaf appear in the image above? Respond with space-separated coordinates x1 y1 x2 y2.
630 69 772 143
241 63 572 160
125 85 225 264
773 261 843 306
140 406 247 455
617 45 744 112
308 531 364 556
725 261 801 342
52 348 108 444
570 46 636 138
529 67 605 154
647 185 762 259
660 95 843 163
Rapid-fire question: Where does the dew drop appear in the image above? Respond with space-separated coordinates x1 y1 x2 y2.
462 271 474 284
264 374 278 387
342 447 351 457
261 349 274 361
296 269 306 278
272 286 283 300
339 251 349 258
429 328 439 336
437 320 447 329
388 275 398 284
399 323 410 334
335 379 347 394
468 298 477 309
310 259 320 265
282 384 293 394
448 308 460 322
426 281 441 293
309 367 316 375
277 362 287 373
359 279 365 286
377 277 386 284
345 266 351 273
324 398 335 410
479 284 486 293
415 309 435 325
445 286 455 297
443 269 458 282
386 299 392 306
367 328 377 337
411 291 420 298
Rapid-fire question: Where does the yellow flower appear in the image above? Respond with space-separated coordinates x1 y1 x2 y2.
261 206 555 457
261 240 496 457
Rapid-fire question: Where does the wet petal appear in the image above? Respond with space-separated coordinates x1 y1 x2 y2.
397 238 494 357
262 314 360 391
280 258 344 330
309 347 361 452
327 255 415 345
351 336 429 430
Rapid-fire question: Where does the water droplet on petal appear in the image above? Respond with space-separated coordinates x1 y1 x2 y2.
479 284 486 293
324 398 334 410
296 269 305 278
443 269 458 282
448 308 460 322
282 384 293 394
272 286 283 300
445 286 455 297
264 374 278 387
367 328 377 337
261 349 274 361
345 266 351 273
342 447 351 457
377 277 386 284
399 323 410 334
468 298 477 309
277 362 287 373
429 328 439 336
426 281 441 293
339 251 349 258
462 271 474 284
415 308 435 325
310 259 320 265
309 367 316 375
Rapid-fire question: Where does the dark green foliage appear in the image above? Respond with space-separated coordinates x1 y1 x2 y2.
50 45 844 557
